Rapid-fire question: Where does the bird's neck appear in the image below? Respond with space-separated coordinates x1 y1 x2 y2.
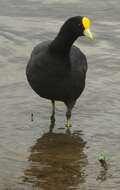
49 29 77 56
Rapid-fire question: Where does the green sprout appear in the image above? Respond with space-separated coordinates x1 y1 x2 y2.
98 151 109 169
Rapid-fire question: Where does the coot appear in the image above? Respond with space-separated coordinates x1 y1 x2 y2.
26 16 93 128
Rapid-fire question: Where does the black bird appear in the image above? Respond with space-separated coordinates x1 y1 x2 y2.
26 16 93 128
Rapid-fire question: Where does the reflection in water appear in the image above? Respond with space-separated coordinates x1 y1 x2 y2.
24 122 88 190
97 163 109 183
97 168 108 183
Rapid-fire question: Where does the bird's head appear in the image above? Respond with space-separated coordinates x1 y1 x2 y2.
62 16 94 41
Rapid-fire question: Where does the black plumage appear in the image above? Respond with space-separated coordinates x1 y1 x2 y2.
26 16 93 128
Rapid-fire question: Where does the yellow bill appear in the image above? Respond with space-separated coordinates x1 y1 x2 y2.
82 17 94 40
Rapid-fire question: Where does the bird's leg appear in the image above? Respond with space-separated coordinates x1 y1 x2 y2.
49 117 55 133
50 100 55 123
66 108 71 128
66 102 75 128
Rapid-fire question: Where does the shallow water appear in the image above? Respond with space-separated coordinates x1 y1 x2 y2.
0 0 120 189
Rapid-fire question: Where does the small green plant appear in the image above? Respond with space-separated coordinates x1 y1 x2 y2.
98 151 109 169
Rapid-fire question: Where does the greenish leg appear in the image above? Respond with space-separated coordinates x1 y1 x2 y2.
52 100 55 114
66 101 75 128
66 108 72 128
51 100 55 122
67 118 71 128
